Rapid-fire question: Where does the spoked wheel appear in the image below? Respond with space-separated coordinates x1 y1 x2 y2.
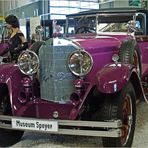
94 82 136 147
0 93 24 147
121 94 133 145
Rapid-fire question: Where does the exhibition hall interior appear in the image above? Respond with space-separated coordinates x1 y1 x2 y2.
0 0 147 41
0 0 148 147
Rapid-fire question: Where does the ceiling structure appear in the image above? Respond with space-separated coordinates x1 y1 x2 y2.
50 0 104 2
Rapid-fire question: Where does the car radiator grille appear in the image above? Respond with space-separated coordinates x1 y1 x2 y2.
39 43 77 103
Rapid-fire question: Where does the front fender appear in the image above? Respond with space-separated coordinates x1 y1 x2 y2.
0 64 25 114
96 63 133 93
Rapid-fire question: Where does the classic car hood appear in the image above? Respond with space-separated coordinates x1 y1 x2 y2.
70 34 131 53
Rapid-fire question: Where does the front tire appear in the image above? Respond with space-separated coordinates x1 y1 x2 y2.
100 82 136 147
0 93 24 147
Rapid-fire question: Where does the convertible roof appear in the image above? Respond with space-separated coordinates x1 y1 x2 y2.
67 7 148 17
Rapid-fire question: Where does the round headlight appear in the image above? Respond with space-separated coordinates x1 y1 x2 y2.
18 50 39 75
68 50 93 76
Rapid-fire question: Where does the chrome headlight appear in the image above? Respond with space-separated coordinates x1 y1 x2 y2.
68 50 93 76
18 50 39 75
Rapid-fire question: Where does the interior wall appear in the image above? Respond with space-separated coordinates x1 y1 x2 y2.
114 0 129 7
9 1 42 18
0 0 40 16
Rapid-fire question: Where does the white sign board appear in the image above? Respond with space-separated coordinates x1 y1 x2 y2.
12 117 58 132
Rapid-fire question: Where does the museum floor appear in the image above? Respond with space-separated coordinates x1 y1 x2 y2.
12 101 148 147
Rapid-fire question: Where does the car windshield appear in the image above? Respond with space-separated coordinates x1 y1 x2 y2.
67 15 96 34
66 12 142 35
97 13 134 33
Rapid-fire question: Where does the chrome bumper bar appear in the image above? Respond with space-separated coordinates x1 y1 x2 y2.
0 115 122 137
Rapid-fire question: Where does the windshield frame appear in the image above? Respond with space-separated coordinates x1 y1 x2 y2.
65 11 147 36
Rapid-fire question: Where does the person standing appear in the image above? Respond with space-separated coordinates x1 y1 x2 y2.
0 14 28 62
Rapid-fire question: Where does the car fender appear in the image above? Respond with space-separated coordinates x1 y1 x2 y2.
96 63 133 93
0 64 25 114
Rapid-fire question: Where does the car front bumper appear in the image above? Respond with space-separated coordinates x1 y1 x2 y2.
0 115 122 138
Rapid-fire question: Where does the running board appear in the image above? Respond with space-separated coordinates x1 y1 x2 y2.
0 115 122 138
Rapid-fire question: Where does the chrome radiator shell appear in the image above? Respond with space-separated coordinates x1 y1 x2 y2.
39 42 77 103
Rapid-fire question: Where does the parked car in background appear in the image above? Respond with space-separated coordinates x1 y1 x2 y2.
0 8 147 147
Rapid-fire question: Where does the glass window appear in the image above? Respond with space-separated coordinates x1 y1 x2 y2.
51 15 66 20
69 1 79 7
50 7 70 14
50 0 99 20
67 15 96 34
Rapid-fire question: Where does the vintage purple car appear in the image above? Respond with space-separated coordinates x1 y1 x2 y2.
0 8 148 147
